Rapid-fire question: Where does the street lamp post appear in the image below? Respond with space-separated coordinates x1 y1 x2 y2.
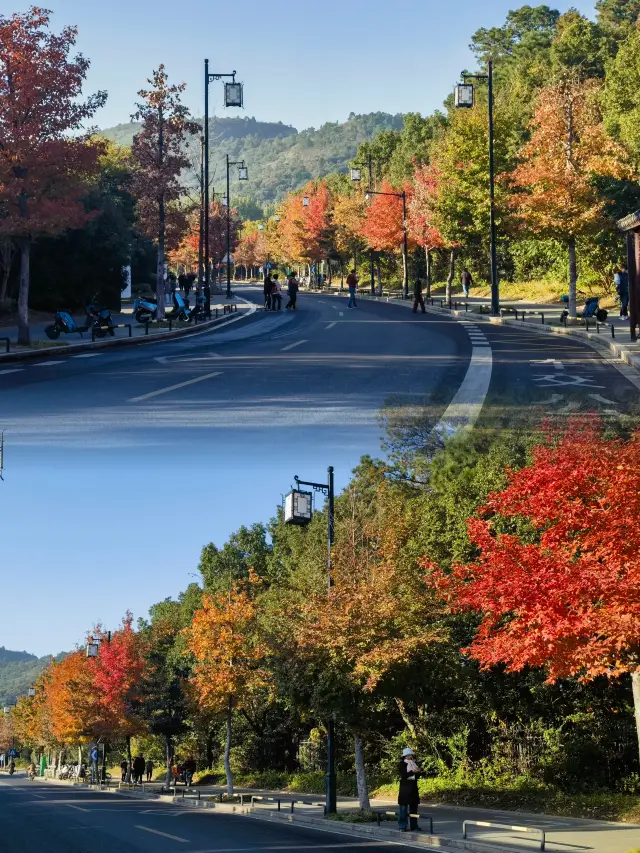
351 156 377 295
365 189 409 299
203 62 243 295
284 467 336 814
455 61 499 316
225 156 248 298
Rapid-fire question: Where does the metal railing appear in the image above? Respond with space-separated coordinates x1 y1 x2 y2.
463 819 545 850
91 324 132 342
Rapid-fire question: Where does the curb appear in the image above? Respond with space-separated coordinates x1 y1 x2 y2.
39 778 520 853
0 305 250 364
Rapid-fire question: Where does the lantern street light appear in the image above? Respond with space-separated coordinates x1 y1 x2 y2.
86 638 99 658
27 686 36 698
350 167 362 182
351 155 377 295
364 188 410 299
455 63 499 316
302 196 310 207
283 467 336 814
203 62 244 296
224 156 248 299
273 215 281 222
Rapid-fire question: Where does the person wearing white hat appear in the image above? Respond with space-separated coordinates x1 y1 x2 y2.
398 747 422 832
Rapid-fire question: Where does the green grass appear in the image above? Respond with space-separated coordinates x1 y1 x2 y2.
327 809 395 824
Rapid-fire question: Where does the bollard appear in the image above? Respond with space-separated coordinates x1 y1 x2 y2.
540 312 545 324
465 302 469 312
277 799 281 812
291 800 295 813
611 324 615 338
376 811 382 827
145 321 150 336
219 792 223 803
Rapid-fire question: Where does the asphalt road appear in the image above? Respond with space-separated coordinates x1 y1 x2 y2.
0 775 399 853
2 285 638 449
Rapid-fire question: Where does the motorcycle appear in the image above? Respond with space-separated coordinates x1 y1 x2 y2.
8 764 15 776
134 293 194 324
27 768 35 781
560 293 608 324
44 304 115 340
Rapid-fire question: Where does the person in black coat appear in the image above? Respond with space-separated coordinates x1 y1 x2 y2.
398 748 422 832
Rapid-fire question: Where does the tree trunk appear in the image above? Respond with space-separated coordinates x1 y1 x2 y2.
17 240 30 346
425 248 432 299
376 257 382 297
354 735 370 810
0 239 14 302
632 671 640 771
157 197 166 321
78 745 82 772
446 248 456 303
165 735 173 789
339 260 344 291
401 249 408 299
224 694 234 796
126 734 132 783
395 698 417 739
568 236 577 320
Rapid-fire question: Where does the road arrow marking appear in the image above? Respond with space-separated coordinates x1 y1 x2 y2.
531 358 564 370
589 394 617 405
533 374 604 388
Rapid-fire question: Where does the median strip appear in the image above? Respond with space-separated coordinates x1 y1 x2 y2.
128 371 223 403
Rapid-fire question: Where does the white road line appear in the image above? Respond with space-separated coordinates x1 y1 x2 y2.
65 804 90 812
435 343 493 437
325 322 337 330
0 368 24 375
128 371 222 403
71 353 102 359
339 312 344 317
280 340 307 352
135 825 189 843
33 360 66 366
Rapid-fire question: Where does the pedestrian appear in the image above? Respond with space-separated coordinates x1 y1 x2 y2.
264 273 273 310
133 755 145 785
412 278 426 314
183 757 196 787
145 758 154 783
272 274 282 311
120 759 128 783
347 268 358 309
286 272 299 310
461 268 473 298
398 748 422 833
615 266 629 319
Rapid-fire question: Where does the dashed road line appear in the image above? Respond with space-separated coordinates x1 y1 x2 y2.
71 353 102 359
325 322 337 330
135 825 189 843
33 360 66 367
280 340 307 352
0 368 24 375
128 371 223 403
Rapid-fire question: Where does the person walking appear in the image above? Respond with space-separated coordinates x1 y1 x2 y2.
347 268 358 309
145 758 154 783
286 272 299 310
272 274 282 311
412 278 426 314
133 755 145 785
461 268 473 298
120 759 128 783
615 266 629 319
398 748 422 833
264 273 273 310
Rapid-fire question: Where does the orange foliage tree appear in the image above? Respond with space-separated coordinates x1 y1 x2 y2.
0 7 107 343
332 192 367 282
185 573 269 795
409 164 445 297
433 418 640 764
12 670 55 754
360 181 413 292
509 78 630 318
46 650 102 753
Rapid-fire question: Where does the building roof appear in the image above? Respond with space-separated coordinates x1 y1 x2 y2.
617 210 640 232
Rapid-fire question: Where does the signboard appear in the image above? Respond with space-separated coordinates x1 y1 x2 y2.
89 746 99 763
7 748 19 758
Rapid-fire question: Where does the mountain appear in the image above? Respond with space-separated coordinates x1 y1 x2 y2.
0 647 62 706
101 112 404 203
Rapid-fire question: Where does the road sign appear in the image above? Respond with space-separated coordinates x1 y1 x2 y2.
90 746 99 763
7 748 19 758
222 253 234 264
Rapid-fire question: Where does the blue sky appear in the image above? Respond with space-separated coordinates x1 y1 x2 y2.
12 0 597 132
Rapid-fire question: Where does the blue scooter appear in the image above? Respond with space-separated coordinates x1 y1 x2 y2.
44 304 115 340
134 293 193 324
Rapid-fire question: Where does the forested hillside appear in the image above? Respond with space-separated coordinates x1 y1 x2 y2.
102 112 404 203
0 647 62 706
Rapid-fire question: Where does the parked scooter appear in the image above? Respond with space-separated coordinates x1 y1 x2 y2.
44 304 115 340
134 293 194 324
560 293 608 324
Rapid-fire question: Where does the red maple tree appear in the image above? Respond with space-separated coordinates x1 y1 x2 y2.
0 7 107 343
433 418 640 761
408 164 445 296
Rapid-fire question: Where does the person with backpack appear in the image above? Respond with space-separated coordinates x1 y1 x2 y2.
264 273 273 310
614 266 629 319
346 269 358 309
286 273 299 310
460 269 473 298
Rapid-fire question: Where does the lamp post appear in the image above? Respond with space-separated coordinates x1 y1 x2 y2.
351 156 377 295
203 62 243 295
365 189 409 299
455 61 499 316
225 157 248 298
284 467 336 814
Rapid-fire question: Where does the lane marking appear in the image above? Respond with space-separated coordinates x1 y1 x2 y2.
128 371 222 403
280 340 307 352
135 825 189 843
435 343 493 437
339 312 344 317
33 360 66 366
71 353 102 359
65 804 90 812
325 322 337 330
0 369 24 375
532 374 605 388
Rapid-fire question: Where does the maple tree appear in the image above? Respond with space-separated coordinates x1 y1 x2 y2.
408 164 446 297
0 7 107 343
90 613 147 776
12 670 55 753
332 192 367 279
509 77 630 318
45 650 102 748
359 181 413 291
130 65 198 318
185 572 270 795
433 418 640 763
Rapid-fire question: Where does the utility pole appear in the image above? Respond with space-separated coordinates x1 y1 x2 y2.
488 60 499 317
368 155 375 296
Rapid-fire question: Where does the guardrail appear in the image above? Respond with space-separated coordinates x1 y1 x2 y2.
248 794 325 813
463 819 545 850
92 323 132 342
0 337 9 353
